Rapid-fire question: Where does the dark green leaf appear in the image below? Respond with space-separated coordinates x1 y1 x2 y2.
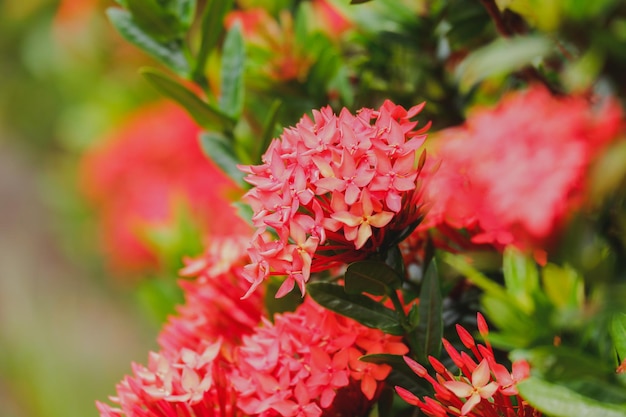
199 132 245 186
126 0 180 40
141 67 234 130
350 0 373 3
517 377 626 417
611 313 626 361
344 260 402 296
219 22 245 119
193 0 234 84
384 244 405 277
107 8 190 75
308 282 404 335
414 259 442 360
257 100 282 163
169 0 196 31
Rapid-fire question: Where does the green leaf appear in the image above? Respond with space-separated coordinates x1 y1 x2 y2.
350 0 373 3
193 0 234 84
107 8 190 75
344 260 402 296
307 282 404 335
219 22 245 119
414 260 443 360
126 0 180 40
612 313 626 361
141 68 234 130
542 263 584 310
456 35 552 92
256 99 282 163
502 247 538 313
169 0 196 31
199 131 246 186
517 377 626 417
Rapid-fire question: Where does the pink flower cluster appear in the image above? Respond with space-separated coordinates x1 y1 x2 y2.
423 86 623 255
396 314 539 417
239 100 430 298
98 241 409 417
231 297 408 417
158 237 265 352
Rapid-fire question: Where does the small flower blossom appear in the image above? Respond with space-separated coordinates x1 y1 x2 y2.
239 101 429 297
395 313 539 417
96 340 242 417
422 86 624 255
231 296 409 416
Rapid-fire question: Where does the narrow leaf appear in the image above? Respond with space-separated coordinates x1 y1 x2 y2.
107 8 190 75
344 260 402 296
502 246 538 313
414 260 442 360
141 68 234 130
457 35 551 92
126 0 179 39
257 99 282 163
219 22 245 119
193 0 234 84
612 313 626 362
199 132 246 186
169 0 196 31
517 377 626 417
308 282 404 335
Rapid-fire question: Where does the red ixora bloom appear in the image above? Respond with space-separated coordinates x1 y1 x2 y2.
96 339 244 417
158 237 265 353
81 101 250 274
395 313 540 417
239 100 430 297
422 86 623 256
230 296 409 417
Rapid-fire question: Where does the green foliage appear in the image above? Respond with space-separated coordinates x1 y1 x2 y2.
219 23 246 120
141 68 235 130
199 131 246 186
412 260 443 362
107 8 190 75
308 282 404 335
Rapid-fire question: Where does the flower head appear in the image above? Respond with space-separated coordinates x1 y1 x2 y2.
158 237 265 353
422 86 623 254
231 296 409 416
239 101 429 297
395 313 538 417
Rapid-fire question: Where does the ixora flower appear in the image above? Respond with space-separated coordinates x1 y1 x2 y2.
395 313 539 417
158 237 265 353
239 100 430 298
422 86 623 257
230 296 409 417
81 101 250 274
96 339 242 417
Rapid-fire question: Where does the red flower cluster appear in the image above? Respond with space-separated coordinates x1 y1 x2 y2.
423 86 623 254
396 314 539 417
98 241 408 417
231 297 408 417
158 237 265 353
239 101 430 297
81 102 250 274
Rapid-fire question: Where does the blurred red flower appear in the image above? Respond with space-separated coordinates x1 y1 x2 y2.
81 101 250 275
423 86 623 255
